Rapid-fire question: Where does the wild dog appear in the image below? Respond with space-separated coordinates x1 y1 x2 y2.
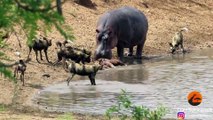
65 60 102 86
54 42 91 68
169 27 188 54
27 36 52 63
58 40 92 56
14 60 26 86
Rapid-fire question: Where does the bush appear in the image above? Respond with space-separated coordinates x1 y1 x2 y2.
105 89 168 120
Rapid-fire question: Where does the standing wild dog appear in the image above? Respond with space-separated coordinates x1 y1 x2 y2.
65 60 102 86
54 41 91 67
14 60 26 86
62 40 92 55
27 36 52 63
169 27 188 54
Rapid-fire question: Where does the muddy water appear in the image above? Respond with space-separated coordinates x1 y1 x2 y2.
32 49 213 119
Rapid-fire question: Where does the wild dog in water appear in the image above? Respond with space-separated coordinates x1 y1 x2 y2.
65 60 102 86
169 27 188 54
14 60 27 86
27 36 52 63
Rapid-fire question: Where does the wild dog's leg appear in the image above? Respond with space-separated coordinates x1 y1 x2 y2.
22 72 25 86
44 49 51 63
53 54 62 66
128 46 133 56
19 73 22 84
14 68 17 78
35 50 40 63
27 47 32 59
40 50 43 60
67 73 75 86
88 74 96 85
180 43 185 53
62 57 65 68
62 57 67 70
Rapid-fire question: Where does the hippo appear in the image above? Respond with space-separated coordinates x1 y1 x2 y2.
94 6 148 60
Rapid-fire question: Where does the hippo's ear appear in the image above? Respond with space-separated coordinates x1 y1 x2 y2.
96 29 100 33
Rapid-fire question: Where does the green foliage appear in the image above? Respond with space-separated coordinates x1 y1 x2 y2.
0 51 15 82
57 113 74 120
0 104 6 112
106 89 168 120
0 0 74 79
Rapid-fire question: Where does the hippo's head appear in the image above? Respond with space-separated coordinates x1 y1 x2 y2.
94 28 117 60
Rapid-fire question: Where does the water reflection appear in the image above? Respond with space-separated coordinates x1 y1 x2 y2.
97 64 149 84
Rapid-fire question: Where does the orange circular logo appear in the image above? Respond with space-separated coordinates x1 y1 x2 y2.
187 91 202 106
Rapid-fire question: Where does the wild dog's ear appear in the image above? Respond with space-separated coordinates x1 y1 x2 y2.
169 43 173 47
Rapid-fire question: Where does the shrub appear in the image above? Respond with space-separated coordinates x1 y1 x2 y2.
105 89 168 120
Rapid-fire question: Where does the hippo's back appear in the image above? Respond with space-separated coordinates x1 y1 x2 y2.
98 6 148 47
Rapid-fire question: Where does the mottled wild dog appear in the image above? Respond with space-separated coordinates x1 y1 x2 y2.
65 60 102 86
14 60 26 86
27 36 52 63
54 41 91 67
61 40 92 56
169 27 188 54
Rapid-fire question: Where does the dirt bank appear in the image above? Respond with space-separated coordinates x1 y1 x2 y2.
0 0 213 119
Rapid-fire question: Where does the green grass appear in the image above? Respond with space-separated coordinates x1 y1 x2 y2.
57 113 74 120
0 104 7 112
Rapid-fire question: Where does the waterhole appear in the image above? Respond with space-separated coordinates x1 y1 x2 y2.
32 49 213 119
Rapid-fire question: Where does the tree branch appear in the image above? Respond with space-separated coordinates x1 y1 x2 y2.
14 0 67 13
0 58 31 67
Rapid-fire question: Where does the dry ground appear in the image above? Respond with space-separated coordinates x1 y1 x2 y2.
0 0 213 119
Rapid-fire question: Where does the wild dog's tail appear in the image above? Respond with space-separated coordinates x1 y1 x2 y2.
180 27 189 33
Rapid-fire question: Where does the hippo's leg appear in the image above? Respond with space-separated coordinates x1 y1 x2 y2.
117 45 124 61
128 46 133 56
135 44 143 59
136 35 146 59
